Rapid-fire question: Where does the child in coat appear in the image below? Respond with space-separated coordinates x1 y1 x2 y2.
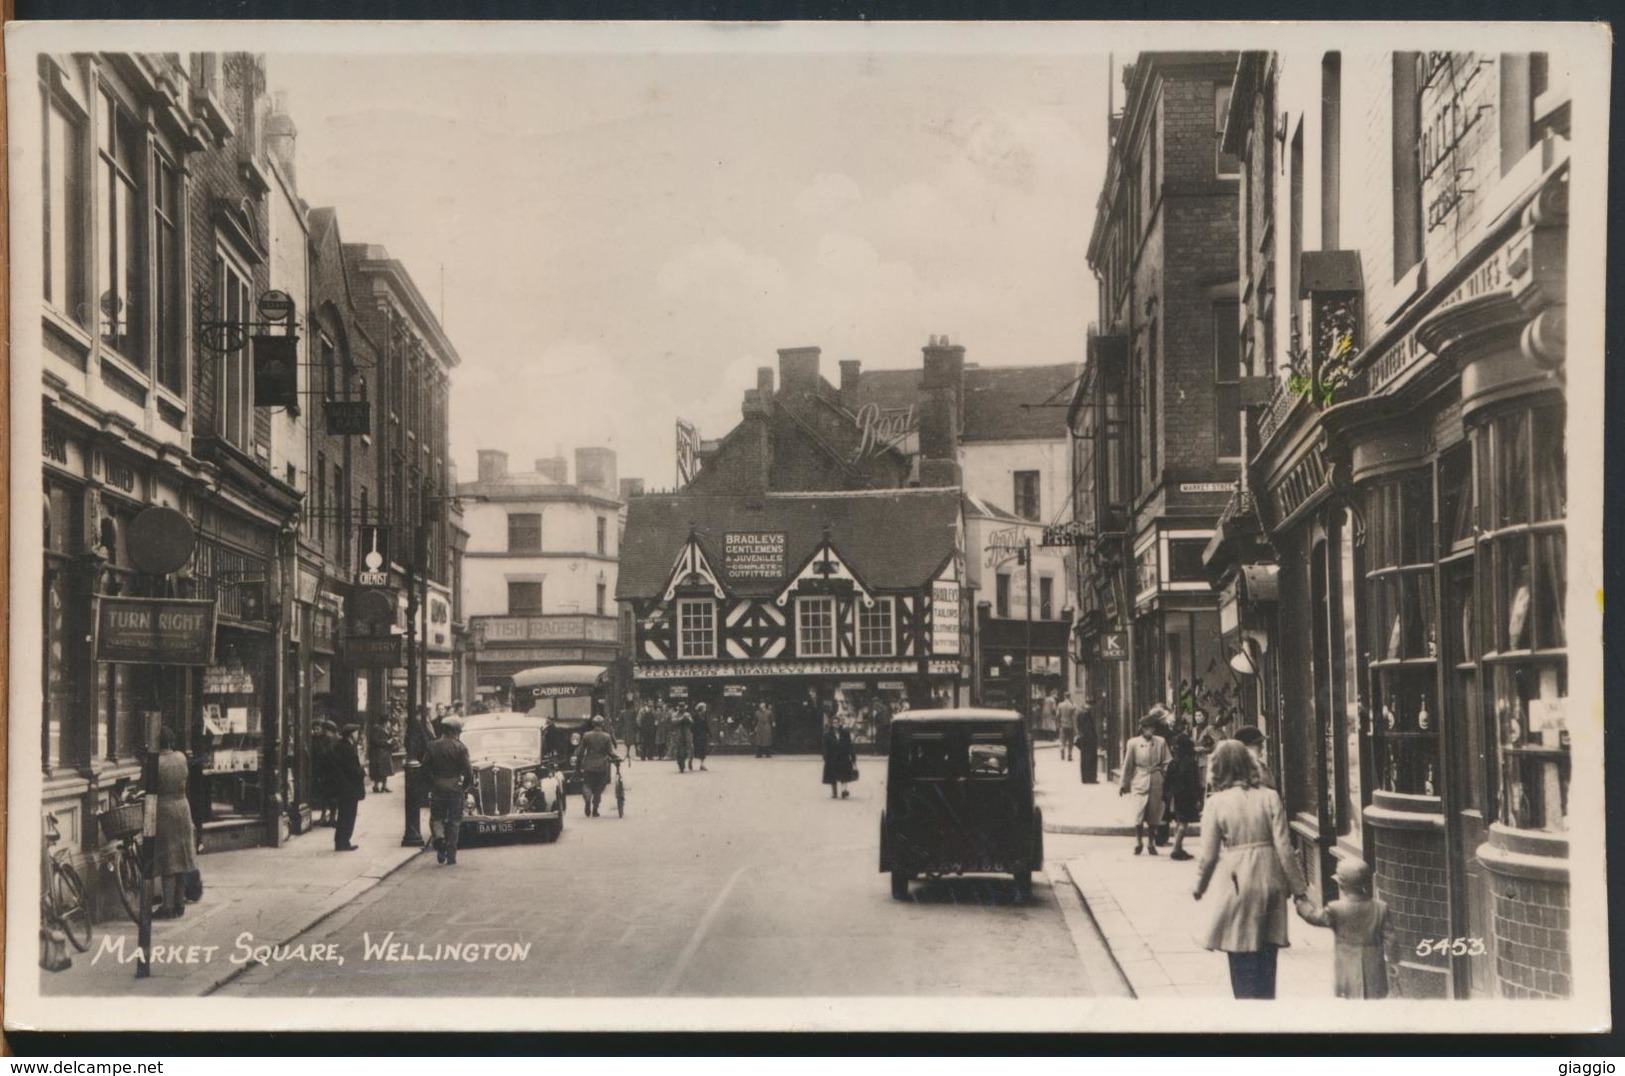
1293 857 1395 999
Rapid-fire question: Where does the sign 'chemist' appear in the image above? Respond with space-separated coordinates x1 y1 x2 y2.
724 532 787 580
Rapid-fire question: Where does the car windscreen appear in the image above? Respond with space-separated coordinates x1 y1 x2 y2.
462 727 541 760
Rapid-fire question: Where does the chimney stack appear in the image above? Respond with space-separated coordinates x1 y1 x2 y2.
477 449 509 483
918 335 966 487
777 346 821 394
619 477 645 502
266 92 298 189
534 457 568 483
575 447 618 493
839 359 862 401
756 366 775 396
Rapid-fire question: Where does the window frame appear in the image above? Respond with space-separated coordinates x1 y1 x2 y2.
795 595 837 658
506 512 543 554
1013 470 1042 522
857 596 896 657
677 598 717 659
995 572 1012 619
1215 83 1241 178
507 581 544 616
215 246 255 451
42 79 89 330
1214 299 1243 460
596 516 608 556
96 86 149 370
152 150 184 396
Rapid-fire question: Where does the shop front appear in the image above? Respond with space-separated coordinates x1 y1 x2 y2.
470 613 621 712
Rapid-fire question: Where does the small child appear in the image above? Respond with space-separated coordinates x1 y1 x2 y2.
1294 857 1395 999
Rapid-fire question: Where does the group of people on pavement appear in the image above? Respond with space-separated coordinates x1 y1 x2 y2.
1115 702 1392 1000
630 699 713 772
308 718 370 853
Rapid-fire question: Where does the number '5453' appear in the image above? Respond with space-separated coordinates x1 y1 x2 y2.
1415 937 1486 957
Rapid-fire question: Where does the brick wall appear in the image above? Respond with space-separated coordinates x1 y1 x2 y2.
1490 871 1572 998
1371 822 1452 997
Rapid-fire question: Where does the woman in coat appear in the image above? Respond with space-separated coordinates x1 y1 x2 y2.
821 717 856 798
368 718 397 794
1163 726 1204 860
691 703 711 772
153 728 199 918
1191 740 1309 998
753 703 775 758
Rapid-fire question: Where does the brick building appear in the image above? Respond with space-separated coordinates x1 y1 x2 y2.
1068 52 1242 763
1207 49 1572 998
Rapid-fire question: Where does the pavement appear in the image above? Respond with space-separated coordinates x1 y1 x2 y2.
40 787 426 997
1033 742 1334 1000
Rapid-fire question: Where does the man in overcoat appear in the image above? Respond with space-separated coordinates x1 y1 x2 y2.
330 724 367 852
421 715 474 864
1119 713 1171 855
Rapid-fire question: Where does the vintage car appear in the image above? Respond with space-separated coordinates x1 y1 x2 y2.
458 712 568 843
879 708 1044 900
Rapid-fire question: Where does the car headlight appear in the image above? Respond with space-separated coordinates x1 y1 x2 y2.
464 793 477 811
571 733 582 746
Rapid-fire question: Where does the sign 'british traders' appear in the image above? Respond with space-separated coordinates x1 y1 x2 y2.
931 579 961 656
724 532 787 581
95 597 218 665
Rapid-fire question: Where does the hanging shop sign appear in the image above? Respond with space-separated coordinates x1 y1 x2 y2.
724 532 787 581
1098 631 1129 661
1041 521 1093 547
325 400 372 437
253 334 299 410
94 597 217 666
340 635 404 668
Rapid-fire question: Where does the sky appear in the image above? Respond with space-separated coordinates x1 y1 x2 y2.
271 43 1109 490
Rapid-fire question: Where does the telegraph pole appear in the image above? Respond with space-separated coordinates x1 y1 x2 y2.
1023 536 1035 758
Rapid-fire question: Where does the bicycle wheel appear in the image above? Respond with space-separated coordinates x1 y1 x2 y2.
614 775 625 818
114 843 145 924
50 862 92 952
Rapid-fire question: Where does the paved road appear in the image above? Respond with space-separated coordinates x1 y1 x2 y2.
217 754 1104 997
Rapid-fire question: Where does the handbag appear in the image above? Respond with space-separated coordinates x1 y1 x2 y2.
848 765 860 782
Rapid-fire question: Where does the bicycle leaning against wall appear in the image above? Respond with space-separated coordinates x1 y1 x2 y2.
41 812 92 953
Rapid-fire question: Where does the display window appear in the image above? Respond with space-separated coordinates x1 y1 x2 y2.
1476 402 1567 832
1364 468 1440 796
196 638 269 822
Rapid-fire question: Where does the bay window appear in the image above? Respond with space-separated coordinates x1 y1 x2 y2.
1477 403 1567 832
1365 468 1439 796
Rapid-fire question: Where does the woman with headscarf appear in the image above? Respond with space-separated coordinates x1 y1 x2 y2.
152 729 199 918
821 714 857 799
1191 740 1308 999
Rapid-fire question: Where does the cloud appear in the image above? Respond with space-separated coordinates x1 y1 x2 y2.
794 171 861 219
656 238 789 301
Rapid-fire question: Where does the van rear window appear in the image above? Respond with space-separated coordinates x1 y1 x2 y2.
969 743 1010 777
903 735 1012 778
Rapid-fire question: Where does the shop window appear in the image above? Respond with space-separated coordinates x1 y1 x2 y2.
97 90 146 368
858 597 895 657
1365 468 1440 796
1215 84 1240 177
678 598 716 659
1013 471 1041 522
1167 539 1208 583
796 596 836 658
1478 403 1567 832
507 581 543 616
995 572 1011 618
42 84 88 328
507 512 542 553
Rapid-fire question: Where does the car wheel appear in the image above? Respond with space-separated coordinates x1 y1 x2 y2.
890 870 911 901
540 819 562 843
1013 868 1033 901
878 813 889 872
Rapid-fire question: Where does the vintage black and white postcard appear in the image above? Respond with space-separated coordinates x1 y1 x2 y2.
4 19 1612 1034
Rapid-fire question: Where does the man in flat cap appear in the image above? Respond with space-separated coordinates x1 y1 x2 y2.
421 714 474 864
331 724 367 852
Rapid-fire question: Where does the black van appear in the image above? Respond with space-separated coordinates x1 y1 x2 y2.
879 708 1044 900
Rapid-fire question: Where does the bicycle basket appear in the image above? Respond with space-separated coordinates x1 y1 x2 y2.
98 802 144 841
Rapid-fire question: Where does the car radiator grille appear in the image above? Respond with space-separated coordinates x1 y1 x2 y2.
477 766 514 816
